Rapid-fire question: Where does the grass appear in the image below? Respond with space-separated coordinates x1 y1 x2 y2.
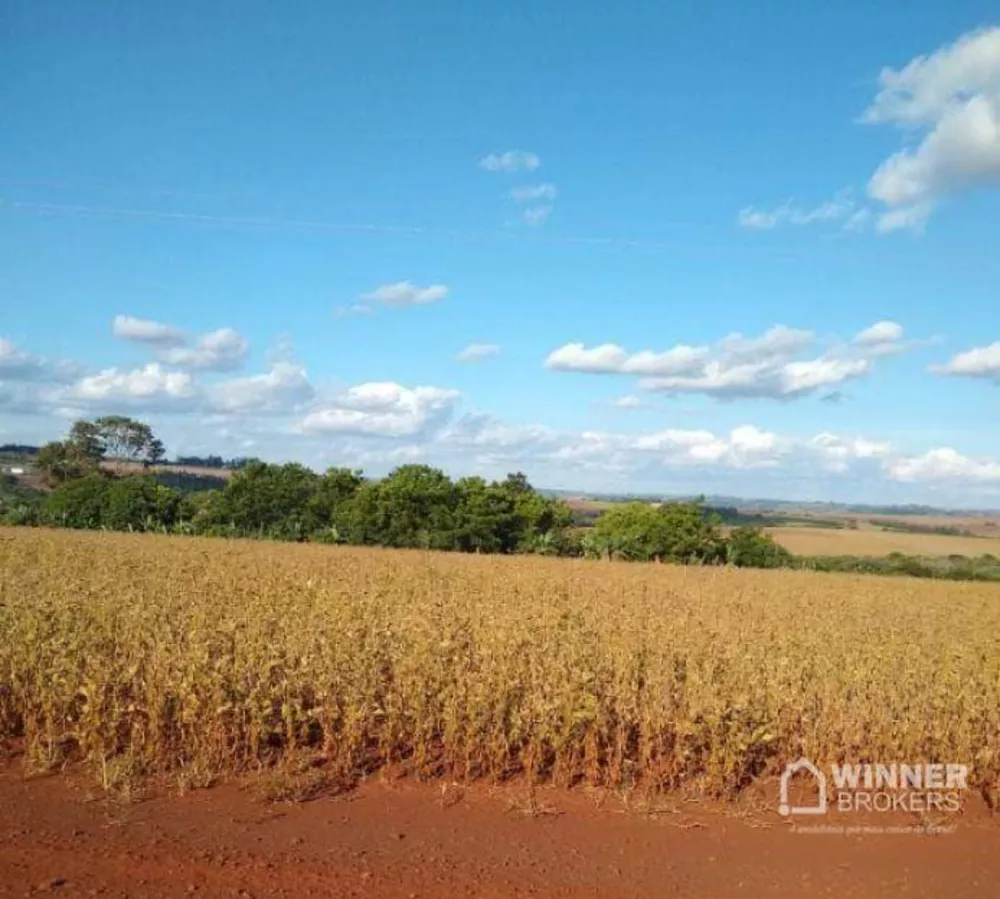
2 527 1000 804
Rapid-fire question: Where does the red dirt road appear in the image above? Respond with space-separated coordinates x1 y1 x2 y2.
1 764 997 898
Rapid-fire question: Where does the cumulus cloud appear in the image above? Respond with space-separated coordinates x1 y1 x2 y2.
64 363 199 410
718 326 814 363
209 362 315 414
864 27 1000 230
546 342 709 376
361 281 449 307
852 320 908 356
456 343 500 363
300 383 460 438
158 328 249 372
854 320 903 347
545 324 893 400
612 395 643 409
632 425 785 468
932 341 1000 382
112 316 249 371
112 315 186 346
0 337 50 381
737 194 857 230
478 150 541 173
641 358 869 400
439 412 559 454
0 337 81 385
884 447 1000 482
811 433 892 473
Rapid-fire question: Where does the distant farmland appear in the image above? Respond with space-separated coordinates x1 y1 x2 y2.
766 526 1000 558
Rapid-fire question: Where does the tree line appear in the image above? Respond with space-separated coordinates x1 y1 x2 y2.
0 416 795 566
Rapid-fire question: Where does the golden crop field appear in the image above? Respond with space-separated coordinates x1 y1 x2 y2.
2 527 1000 802
766 525 1000 558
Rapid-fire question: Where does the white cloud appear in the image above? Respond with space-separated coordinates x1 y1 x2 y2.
478 150 541 173
885 447 1000 483
874 204 932 234
612 395 642 409
440 412 558 452
547 324 887 400
300 383 460 438
112 316 249 371
933 341 1000 382
811 433 892 473
853 320 904 346
508 184 558 203
779 357 871 394
522 205 553 226
0 337 47 380
864 27 1000 229
641 358 870 399
843 208 873 232
852 320 908 357
633 425 785 469
719 326 814 363
738 194 857 230
112 315 186 346
65 363 199 410
545 342 708 376
0 337 80 384
361 281 449 307
157 327 249 371
209 362 315 414
456 343 500 363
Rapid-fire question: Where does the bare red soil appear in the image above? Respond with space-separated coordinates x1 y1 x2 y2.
1 762 997 899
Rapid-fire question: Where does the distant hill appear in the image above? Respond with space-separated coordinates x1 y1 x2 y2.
545 489 1000 518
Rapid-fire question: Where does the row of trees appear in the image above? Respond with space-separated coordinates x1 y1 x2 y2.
29 463 579 554
174 455 257 470
8 416 789 566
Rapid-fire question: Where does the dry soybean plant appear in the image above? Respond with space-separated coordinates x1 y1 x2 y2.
1 527 999 803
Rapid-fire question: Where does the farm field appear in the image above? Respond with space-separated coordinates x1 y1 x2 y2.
765 525 1000 557
4 527 1000 797
3 526 1000 896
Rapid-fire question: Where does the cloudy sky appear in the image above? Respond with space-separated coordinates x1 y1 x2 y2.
3 3 1000 506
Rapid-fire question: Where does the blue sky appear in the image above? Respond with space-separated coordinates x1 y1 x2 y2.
2 2 1000 505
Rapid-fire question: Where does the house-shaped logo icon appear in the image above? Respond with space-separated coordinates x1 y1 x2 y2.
779 758 827 816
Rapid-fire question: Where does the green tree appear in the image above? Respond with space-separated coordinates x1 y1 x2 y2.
147 437 166 466
34 440 99 486
583 500 724 563
42 473 111 528
454 476 518 553
333 480 383 545
93 415 160 466
202 461 321 539
307 467 365 539
583 502 672 561
658 500 725 563
725 526 793 569
68 420 104 460
365 464 458 549
103 476 182 532
494 472 573 553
